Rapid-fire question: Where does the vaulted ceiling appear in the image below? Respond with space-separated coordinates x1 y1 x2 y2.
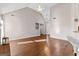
0 3 56 14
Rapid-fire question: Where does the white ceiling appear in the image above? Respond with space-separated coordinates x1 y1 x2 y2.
0 3 56 14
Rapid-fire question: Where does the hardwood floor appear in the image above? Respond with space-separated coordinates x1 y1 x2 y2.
10 35 48 56
0 44 10 56
0 35 74 56
9 35 74 56
48 38 74 56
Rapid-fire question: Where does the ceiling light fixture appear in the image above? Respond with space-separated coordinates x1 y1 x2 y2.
37 5 43 12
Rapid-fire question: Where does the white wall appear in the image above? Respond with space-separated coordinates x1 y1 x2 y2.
0 3 56 35
0 3 56 36
4 7 45 40
73 4 79 31
49 4 74 39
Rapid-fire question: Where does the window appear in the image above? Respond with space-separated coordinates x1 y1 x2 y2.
0 19 4 44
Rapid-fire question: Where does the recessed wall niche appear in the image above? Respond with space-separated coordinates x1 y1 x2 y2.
35 23 39 29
